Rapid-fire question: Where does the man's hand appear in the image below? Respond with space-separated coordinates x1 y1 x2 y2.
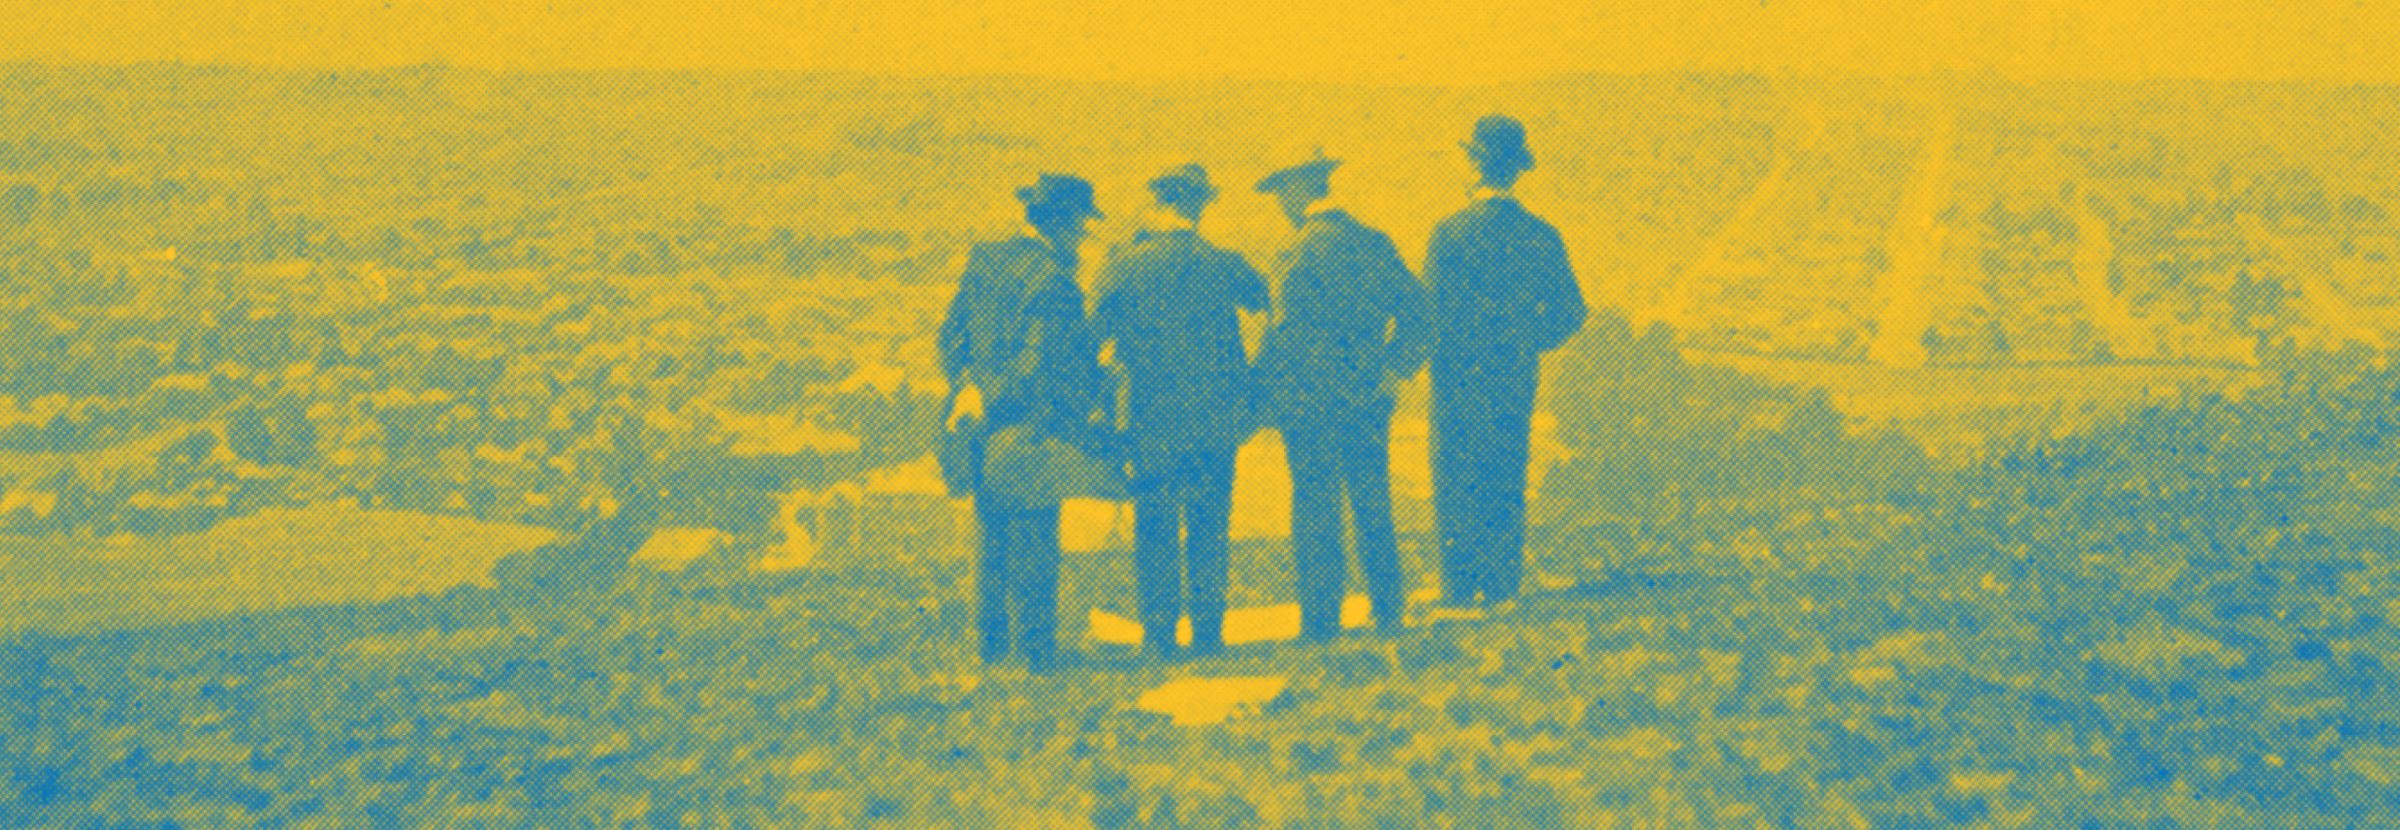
947 384 986 431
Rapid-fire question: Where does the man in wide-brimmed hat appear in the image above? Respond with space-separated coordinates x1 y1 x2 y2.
1092 163 1271 659
1253 151 1430 639
1424 116 1587 612
937 172 1111 672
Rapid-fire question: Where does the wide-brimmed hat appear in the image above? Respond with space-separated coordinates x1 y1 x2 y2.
1255 152 1342 195
1464 115 1535 173
1148 163 1218 210
1017 173 1103 221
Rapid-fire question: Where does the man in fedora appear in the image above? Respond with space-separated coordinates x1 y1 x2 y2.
1092 163 1271 659
1425 116 1587 611
1254 152 1430 639
937 173 1110 672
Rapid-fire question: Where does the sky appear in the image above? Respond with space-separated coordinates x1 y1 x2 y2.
6 1 2396 85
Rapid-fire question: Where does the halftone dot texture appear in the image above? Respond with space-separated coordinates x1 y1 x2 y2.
7 6 2400 824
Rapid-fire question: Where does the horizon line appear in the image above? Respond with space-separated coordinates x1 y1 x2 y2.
6 58 2398 92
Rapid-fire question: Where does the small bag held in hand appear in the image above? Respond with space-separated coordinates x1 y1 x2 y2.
937 412 984 498
980 423 1129 506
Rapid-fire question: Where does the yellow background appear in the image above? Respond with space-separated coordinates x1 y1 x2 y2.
8 1 2395 84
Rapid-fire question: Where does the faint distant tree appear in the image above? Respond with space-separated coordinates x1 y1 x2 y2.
2246 166 2333 225
227 401 319 468
161 429 221 472
2341 195 2389 227
2 183 37 223
2228 269 2292 342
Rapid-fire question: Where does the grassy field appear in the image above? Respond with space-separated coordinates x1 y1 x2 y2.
0 501 557 635
1685 349 2270 462
7 491 2397 828
5 66 2400 827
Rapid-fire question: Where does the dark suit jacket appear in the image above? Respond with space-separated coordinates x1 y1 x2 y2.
1257 209 1431 426
937 235 1106 435
1424 196 1586 403
1091 227 1270 466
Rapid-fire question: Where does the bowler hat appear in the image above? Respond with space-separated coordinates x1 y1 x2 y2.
1255 152 1342 195
1464 115 1535 173
1148 163 1218 210
1017 174 1103 221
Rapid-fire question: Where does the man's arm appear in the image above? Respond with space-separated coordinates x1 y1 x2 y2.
1529 222 1586 354
1021 273 1109 424
1227 251 1271 313
1375 232 1434 379
937 247 984 386
1421 219 1463 357
1089 256 1131 346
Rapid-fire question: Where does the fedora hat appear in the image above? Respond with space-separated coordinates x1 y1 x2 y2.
1255 151 1342 195
1148 163 1218 211
1017 173 1103 221
1464 115 1535 173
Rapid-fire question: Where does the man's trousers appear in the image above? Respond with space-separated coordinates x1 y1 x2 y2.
1432 373 1536 605
1285 401 1405 637
975 498 1061 669
1132 448 1237 656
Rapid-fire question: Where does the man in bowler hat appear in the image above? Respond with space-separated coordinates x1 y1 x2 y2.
937 173 1110 671
1091 163 1271 659
1254 152 1431 638
1425 116 1587 610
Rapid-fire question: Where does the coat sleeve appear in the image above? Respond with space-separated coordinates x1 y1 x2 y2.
1023 274 1111 425
1422 219 1463 356
1227 252 1271 313
1088 255 1131 346
937 246 986 387
984 260 1068 407
1253 247 1298 385
1528 222 1587 354
1375 232 1434 379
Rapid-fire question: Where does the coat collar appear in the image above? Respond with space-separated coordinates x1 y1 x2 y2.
1016 229 1076 270
1145 206 1199 234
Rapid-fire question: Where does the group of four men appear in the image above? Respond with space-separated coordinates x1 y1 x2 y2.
938 115 1587 670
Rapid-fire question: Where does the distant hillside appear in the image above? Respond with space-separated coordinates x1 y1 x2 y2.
4 66 2393 364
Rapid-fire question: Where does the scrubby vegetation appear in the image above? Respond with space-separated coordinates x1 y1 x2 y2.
4 66 2398 827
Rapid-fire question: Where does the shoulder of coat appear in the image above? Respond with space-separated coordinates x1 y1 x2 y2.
977 236 1058 274
1300 210 1354 238
1513 206 1565 241
987 235 1050 258
1330 211 1399 245
1430 203 1489 240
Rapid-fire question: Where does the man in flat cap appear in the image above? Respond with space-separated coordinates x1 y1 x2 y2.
937 173 1111 672
1254 152 1430 639
1424 116 1587 612
1092 163 1271 659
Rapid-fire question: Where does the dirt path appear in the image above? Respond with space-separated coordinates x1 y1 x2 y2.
1654 102 1818 331
2239 212 2390 350
2069 186 2149 357
1865 103 1956 367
